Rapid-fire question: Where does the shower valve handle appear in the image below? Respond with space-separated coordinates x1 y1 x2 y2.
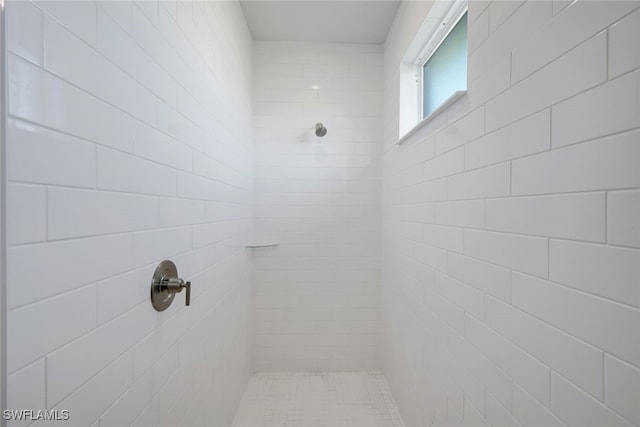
161 277 191 306
150 260 191 311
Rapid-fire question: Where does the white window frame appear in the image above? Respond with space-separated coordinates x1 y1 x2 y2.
397 0 468 144
416 2 468 120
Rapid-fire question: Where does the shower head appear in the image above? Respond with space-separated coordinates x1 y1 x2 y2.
315 123 327 137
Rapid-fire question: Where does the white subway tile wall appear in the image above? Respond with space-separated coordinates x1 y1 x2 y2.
6 1 254 426
383 1 640 427
4 1 640 426
252 41 383 372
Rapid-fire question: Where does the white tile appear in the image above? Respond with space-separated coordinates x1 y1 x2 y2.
132 322 183 383
7 119 96 188
465 109 550 170
452 328 513 408
513 383 565 427
467 7 489 53
6 1 43 65
485 391 520 427
489 0 524 34
97 147 177 196
8 285 97 373
44 17 157 126
36 0 97 46
97 9 177 105
402 202 436 224
465 314 550 406
552 71 640 147
176 88 214 134
512 130 640 195
98 267 153 325
435 273 484 320
434 108 485 155
414 242 448 272
467 54 510 108
551 372 634 427
422 224 463 253
447 253 511 303
48 187 159 240
464 230 548 278
150 346 179 395
256 63 304 77
550 240 640 308
552 0 573 15
608 190 640 248
131 397 159 427
158 197 205 228
8 55 133 152
486 296 604 400
135 0 158 28
423 147 465 182
7 184 46 245
605 355 640 426
8 234 133 309
435 200 484 228
467 0 490 25
193 153 225 182
231 372 404 427
133 227 192 267
485 31 606 132
97 1 133 34
7 361 45 421
512 272 640 367
158 5 203 78
193 221 237 248
609 7 640 79
46 304 156 406
511 0 639 82
100 373 153 427
177 172 216 200
40 352 134 427
157 367 191 423
132 6 192 91
485 193 606 242
447 162 510 200
468 1 552 80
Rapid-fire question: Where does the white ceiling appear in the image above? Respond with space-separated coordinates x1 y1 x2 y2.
240 1 402 44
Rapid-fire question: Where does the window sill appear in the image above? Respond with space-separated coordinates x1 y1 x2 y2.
396 90 466 146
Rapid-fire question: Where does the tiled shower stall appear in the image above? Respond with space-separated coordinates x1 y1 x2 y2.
1 1 639 427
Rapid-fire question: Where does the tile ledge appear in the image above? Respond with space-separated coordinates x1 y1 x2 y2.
245 242 280 248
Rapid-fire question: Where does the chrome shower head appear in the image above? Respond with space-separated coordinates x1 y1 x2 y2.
315 123 327 137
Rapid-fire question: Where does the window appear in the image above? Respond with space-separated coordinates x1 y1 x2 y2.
397 0 468 143
420 12 468 118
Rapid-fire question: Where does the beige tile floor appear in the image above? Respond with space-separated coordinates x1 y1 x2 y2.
231 372 405 427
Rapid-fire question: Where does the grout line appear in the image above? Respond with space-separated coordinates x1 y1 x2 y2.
604 191 608 244
602 351 606 403
45 185 50 243
606 29 610 82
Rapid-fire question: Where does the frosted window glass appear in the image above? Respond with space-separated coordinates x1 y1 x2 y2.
422 12 468 118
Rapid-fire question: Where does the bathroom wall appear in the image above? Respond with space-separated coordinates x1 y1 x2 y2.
382 1 640 426
1 4 6 419
251 41 384 371
5 1 253 426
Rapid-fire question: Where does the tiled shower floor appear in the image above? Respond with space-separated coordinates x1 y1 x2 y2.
231 372 405 427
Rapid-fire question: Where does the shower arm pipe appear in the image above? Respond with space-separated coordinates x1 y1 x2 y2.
315 123 327 137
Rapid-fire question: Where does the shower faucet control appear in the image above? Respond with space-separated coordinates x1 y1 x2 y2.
150 260 191 311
